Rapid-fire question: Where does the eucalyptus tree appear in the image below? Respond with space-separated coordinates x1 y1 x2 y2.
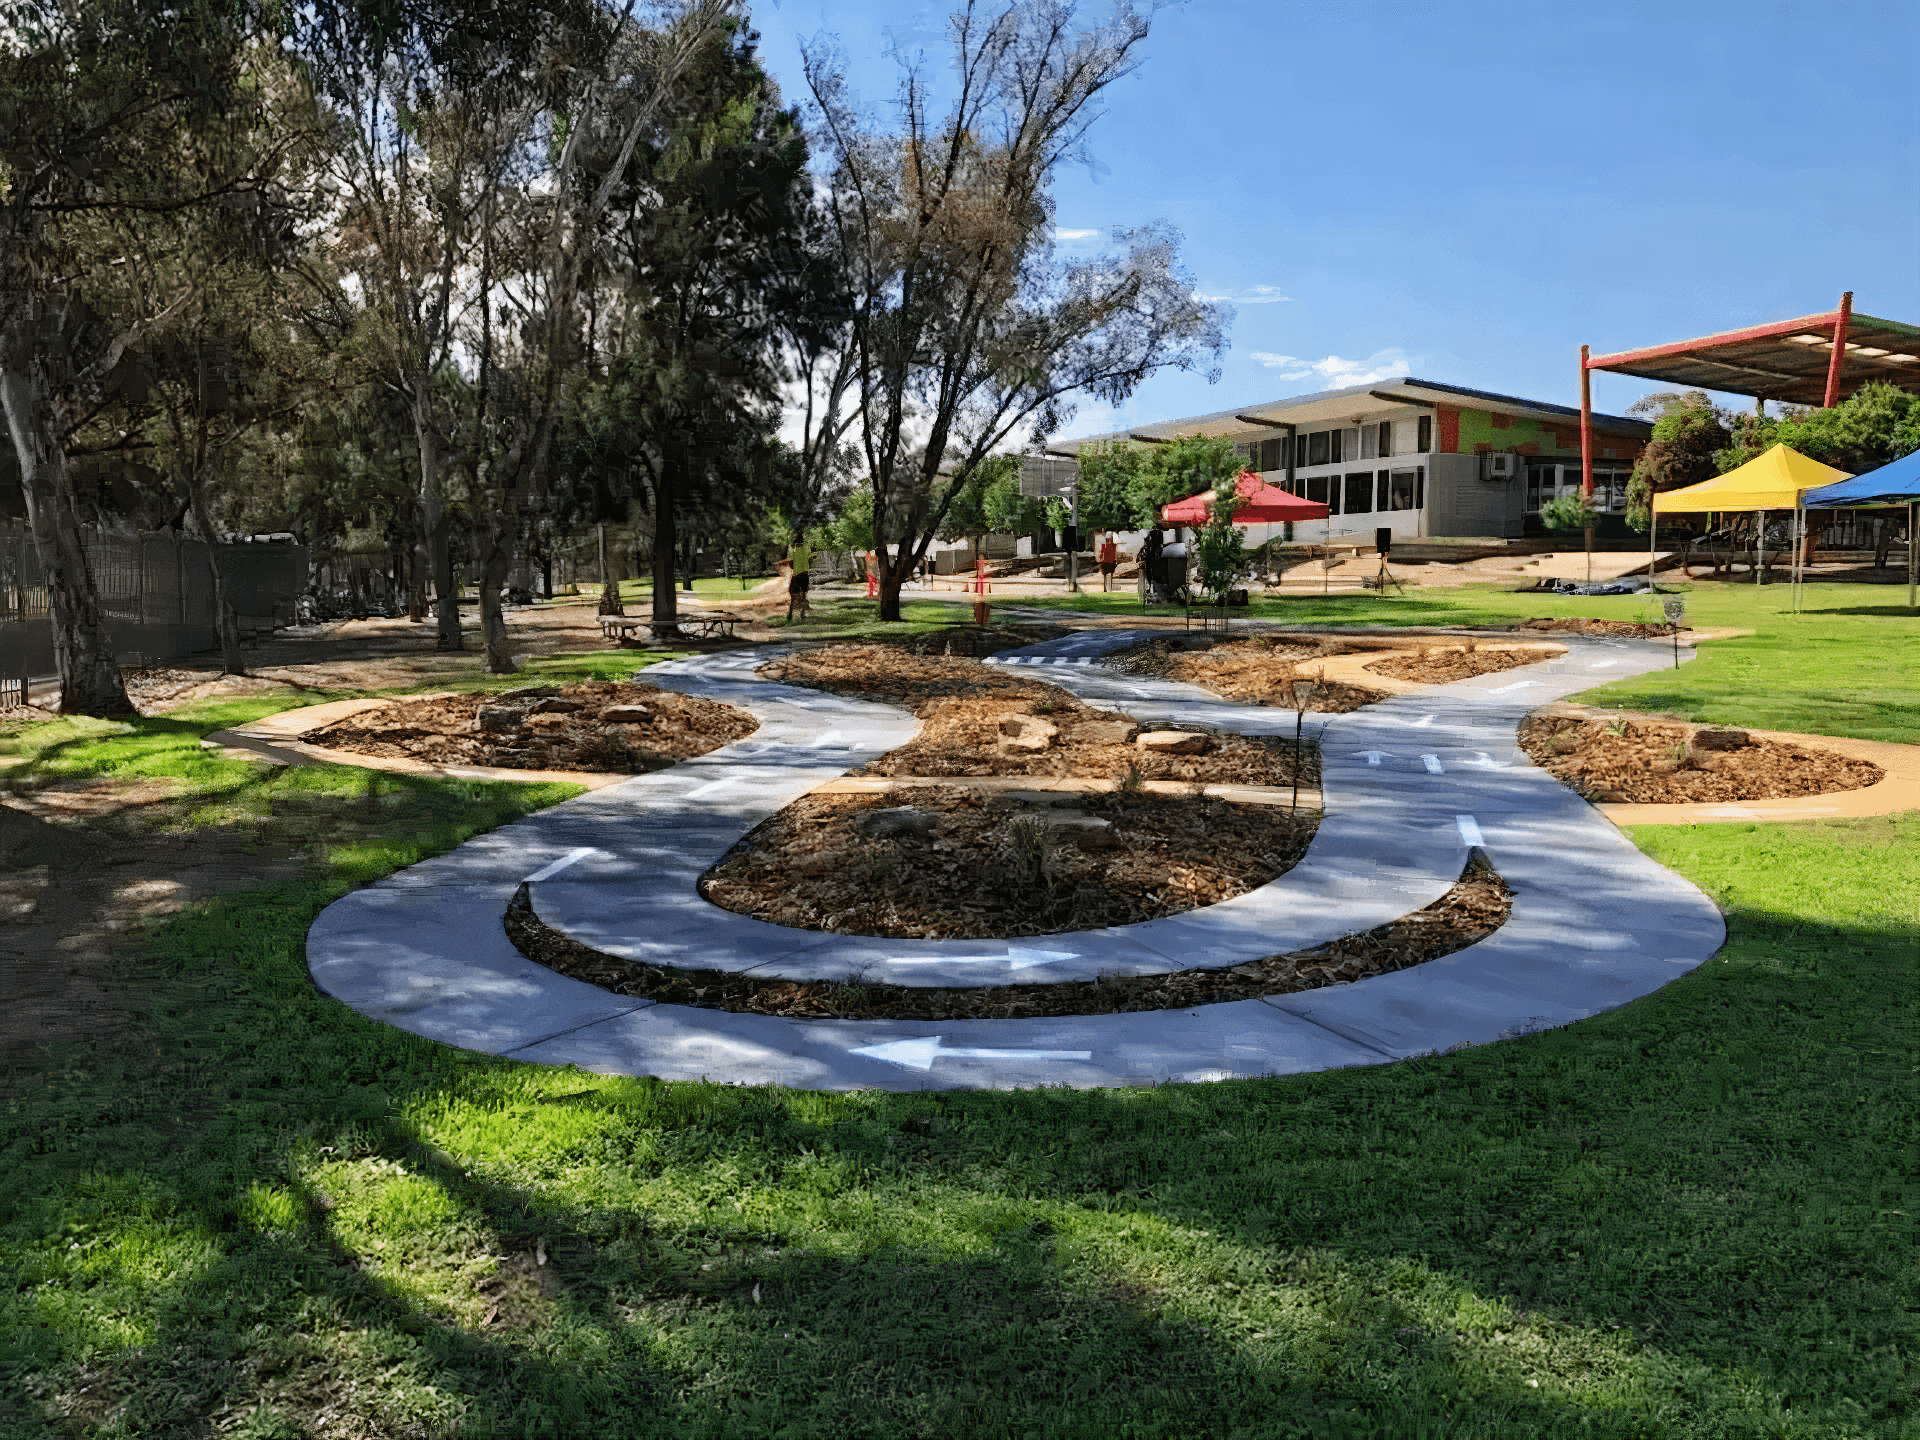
802 0 1228 621
0 0 308 713
584 12 816 635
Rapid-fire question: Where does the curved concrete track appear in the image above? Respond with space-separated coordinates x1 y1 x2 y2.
306 632 1725 1090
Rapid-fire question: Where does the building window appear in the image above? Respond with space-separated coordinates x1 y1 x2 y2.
1307 431 1330 466
1376 469 1390 511
1259 436 1285 472
1417 415 1432 453
1344 472 1373 514
1390 419 1418 456
1376 421 1391 458
1389 467 1421 511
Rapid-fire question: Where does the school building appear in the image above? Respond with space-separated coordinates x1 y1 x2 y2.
1050 377 1655 543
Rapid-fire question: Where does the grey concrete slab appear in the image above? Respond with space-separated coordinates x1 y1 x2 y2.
305 633 1726 1090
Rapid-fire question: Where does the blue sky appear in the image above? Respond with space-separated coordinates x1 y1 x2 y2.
751 0 1918 442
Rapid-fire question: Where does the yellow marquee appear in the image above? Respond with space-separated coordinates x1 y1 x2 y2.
1652 444 1850 513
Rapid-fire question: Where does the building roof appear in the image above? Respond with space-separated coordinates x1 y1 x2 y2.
1050 376 1650 454
1587 308 1920 406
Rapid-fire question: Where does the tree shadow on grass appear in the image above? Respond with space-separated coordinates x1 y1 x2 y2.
1 822 1911 1437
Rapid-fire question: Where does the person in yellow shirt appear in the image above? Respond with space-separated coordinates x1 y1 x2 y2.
786 541 814 622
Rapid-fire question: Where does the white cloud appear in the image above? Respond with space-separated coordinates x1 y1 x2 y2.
1054 227 1099 240
1199 284 1293 305
1246 350 1414 386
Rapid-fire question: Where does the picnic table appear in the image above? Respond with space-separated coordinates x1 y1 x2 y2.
597 613 739 644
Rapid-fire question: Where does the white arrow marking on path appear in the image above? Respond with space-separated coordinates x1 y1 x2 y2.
525 847 596 884
888 946 1078 971
1587 659 1625 668
1353 750 1393 766
1422 753 1444 774
1487 680 1544 694
1401 713 1436 728
850 1036 1094 1071
686 773 751 797
1455 814 1485 847
1466 751 1502 768
812 730 847 748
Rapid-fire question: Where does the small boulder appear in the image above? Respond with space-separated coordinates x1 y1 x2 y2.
998 715 1058 752
1063 820 1125 852
1136 729 1213 755
528 711 574 729
599 704 654 724
1692 728 1750 750
475 705 523 732
1068 720 1139 747
856 807 939 840
494 686 557 704
532 697 583 714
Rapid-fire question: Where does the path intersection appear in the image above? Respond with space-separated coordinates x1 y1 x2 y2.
306 629 1724 1090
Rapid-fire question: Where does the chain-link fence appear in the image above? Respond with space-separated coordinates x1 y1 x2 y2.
0 523 307 677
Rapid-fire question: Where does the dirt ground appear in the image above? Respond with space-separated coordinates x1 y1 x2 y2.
1111 637 1388 712
0 784 307 1071
699 787 1319 938
1518 714 1883 804
1514 616 1677 638
510 855 1511 1021
300 682 755 773
764 645 1317 787
1364 644 1550 685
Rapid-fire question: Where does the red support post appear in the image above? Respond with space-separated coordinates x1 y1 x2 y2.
1822 290 1853 408
1580 344 1594 497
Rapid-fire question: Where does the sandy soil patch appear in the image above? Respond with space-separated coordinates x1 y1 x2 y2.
1364 644 1552 685
299 682 755 774
508 855 1511 1020
1518 714 1883 804
699 787 1318 939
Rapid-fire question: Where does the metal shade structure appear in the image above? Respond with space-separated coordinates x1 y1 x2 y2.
1159 473 1329 525
1586 294 1920 410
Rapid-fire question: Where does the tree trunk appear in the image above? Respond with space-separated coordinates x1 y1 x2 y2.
476 527 517 675
650 475 680 638
413 388 462 650
0 365 134 716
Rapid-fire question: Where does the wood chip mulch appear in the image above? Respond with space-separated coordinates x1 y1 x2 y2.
699 787 1319 938
299 681 756 773
1517 715 1883 804
1364 644 1550 684
1517 616 1676 638
503 854 1512 1021
762 646 1316 786
1112 637 1387 712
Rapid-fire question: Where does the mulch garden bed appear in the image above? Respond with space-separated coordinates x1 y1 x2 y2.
1112 637 1387 712
505 853 1512 1020
698 787 1319 938
299 681 756 773
1518 714 1883 804
764 645 1316 786
1364 643 1550 685
1516 617 1676 638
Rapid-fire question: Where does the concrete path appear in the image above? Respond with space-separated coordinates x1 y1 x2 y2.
305 633 1725 1090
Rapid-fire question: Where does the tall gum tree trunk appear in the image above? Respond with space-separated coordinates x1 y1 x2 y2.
0 365 134 715
878 563 905 622
650 476 679 638
476 527 517 674
412 387 462 650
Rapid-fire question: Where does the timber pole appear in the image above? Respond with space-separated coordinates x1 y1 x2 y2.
1823 291 1853 409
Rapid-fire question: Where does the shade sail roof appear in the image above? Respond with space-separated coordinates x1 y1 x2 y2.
1801 448 1920 508
1652 445 1850 514
1160 473 1329 525
1588 308 1920 406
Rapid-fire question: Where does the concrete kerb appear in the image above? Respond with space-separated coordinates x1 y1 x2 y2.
301 630 1737 1090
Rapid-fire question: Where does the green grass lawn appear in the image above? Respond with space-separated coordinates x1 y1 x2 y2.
1020 582 1920 744
1 672 1914 1436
